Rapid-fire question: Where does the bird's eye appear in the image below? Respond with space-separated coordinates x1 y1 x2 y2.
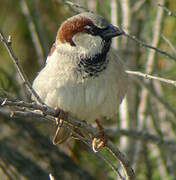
85 25 103 36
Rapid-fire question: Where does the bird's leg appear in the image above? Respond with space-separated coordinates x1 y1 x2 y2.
53 108 70 145
92 119 109 152
55 107 68 124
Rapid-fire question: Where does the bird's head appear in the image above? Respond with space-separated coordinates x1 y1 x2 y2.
50 12 124 78
56 12 123 49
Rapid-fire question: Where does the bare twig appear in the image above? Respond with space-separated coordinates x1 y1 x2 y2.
0 95 134 179
126 70 176 87
123 32 176 62
97 152 126 180
128 76 176 118
105 128 176 151
65 1 91 13
21 0 45 65
161 34 176 54
0 88 17 101
1 95 129 178
141 79 176 118
0 97 56 116
158 4 176 18
134 0 165 169
107 141 135 180
2 96 176 152
69 128 125 180
0 29 44 105
96 152 126 180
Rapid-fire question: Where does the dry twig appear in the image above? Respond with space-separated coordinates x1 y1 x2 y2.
126 70 176 87
0 29 45 105
158 4 176 18
65 1 91 13
123 32 176 62
0 96 132 180
21 0 45 65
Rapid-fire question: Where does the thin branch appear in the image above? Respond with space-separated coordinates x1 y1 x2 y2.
126 70 176 87
65 1 91 13
0 88 17 101
0 97 56 116
21 0 45 65
96 152 126 180
2 96 176 152
2 96 129 178
158 4 176 18
161 34 176 54
123 32 176 62
107 141 135 180
105 128 176 151
128 76 176 118
0 29 44 105
134 0 165 170
70 128 126 180
141 80 176 118
0 95 134 179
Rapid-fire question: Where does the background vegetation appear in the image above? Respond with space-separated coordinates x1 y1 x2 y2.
0 0 176 179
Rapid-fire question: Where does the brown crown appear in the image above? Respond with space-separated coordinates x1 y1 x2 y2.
56 17 94 46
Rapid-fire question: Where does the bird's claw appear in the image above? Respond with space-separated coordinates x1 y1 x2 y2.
92 119 108 152
55 107 68 124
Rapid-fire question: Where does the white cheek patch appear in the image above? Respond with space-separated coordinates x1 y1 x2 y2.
55 33 105 61
72 33 104 56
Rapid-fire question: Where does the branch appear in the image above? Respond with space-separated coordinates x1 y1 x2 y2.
123 32 176 62
126 70 176 87
133 1 165 170
158 4 176 18
0 88 17 101
0 96 141 180
2 96 176 152
0 29 45 105
161 34 176 54
69 128 126 180
21 0 45 65
140 79 176 118
107 141 135 180
105 128 176 151
65 1 91 13
0 97 56 117
0 97 134 180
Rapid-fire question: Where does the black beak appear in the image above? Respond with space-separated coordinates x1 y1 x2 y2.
100 24 124 40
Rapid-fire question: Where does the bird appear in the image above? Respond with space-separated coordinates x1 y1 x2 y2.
32 12 128 147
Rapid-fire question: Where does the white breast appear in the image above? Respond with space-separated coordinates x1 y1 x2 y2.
32 47 127 121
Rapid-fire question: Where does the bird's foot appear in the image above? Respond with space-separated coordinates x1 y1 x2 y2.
53 108 70 145
92 119 108 152
55 107 68 125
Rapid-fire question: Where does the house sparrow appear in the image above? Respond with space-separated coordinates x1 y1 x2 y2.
32 12 128 145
